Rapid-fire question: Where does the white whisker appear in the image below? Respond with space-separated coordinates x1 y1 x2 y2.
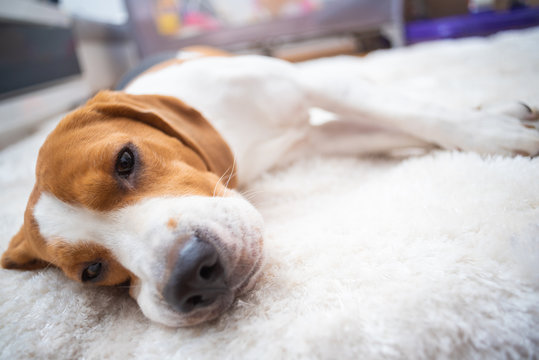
223 155 237 195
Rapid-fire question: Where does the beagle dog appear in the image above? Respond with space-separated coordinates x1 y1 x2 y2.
2 47 538 327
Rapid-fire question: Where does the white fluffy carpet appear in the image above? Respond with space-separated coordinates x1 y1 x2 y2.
1 28 539 359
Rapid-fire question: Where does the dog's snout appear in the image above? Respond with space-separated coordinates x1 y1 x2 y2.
163 236 227 314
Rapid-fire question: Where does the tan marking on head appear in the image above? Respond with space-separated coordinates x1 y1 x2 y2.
167 218 178 230
35 91 236 212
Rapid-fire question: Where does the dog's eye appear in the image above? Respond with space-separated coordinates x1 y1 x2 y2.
116 148 135 178
81 262 102 282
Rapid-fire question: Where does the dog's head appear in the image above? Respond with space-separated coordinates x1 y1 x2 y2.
1 91 264 327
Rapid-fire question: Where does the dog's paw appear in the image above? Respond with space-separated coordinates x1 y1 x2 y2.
479 101 539 121
445 110 539 157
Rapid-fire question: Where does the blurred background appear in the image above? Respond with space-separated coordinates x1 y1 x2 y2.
0 0 538 148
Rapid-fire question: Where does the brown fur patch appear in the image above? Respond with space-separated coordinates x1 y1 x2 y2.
47 240 133 286
167 218 178 230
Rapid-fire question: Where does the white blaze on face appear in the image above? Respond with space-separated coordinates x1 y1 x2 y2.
33 193 110 245
33 192 265 326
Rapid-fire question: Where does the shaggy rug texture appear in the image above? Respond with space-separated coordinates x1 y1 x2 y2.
1 28 539 359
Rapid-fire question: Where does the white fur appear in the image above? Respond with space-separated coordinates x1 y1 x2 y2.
34 192 109 245
1 28 539 358
33 192 264 327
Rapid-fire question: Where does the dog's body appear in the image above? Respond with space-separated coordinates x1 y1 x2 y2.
126 51 539 183
2 48 539 327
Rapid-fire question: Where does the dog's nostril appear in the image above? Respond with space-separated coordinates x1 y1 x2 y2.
184 293 218 309
199 266 212 279
163 236 228 314
199 263 220 280
186 295 203 307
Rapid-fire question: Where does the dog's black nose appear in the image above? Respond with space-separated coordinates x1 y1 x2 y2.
163 236 227 314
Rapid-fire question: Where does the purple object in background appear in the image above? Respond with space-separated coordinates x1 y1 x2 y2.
406 7 539 44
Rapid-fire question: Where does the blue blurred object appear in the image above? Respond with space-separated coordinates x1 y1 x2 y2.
406 7 539 44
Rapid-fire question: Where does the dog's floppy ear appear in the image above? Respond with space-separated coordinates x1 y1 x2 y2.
88 90 237 187
1 226 48 270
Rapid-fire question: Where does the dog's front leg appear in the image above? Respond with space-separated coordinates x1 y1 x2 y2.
301 76 539 157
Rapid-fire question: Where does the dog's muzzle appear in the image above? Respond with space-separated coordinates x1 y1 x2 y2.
163 236 228 314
